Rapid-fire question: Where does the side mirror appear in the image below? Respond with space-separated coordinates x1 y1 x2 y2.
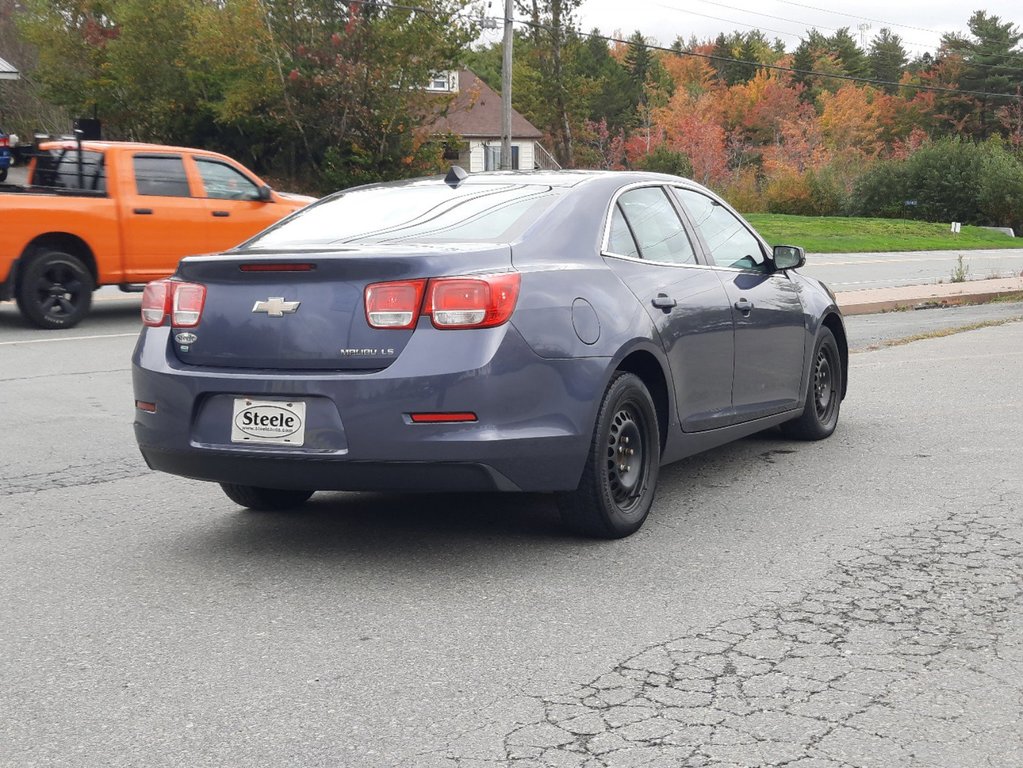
256 184 272 202
772 244 805 270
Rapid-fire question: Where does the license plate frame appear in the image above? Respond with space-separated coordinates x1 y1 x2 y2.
230 398 306 446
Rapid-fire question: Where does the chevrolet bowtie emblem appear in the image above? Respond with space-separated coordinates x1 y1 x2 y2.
252 297 301 317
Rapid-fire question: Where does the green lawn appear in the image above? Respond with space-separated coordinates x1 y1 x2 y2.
744 214 1023 254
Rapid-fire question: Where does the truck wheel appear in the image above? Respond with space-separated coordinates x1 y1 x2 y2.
16 250 94 329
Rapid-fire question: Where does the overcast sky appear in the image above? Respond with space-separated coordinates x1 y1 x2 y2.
563 0 1022 56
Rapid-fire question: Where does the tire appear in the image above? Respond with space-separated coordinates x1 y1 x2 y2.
781 327 842 440
557 372 660 539
220 484 314 511
16 250 94 329
0 167 7 182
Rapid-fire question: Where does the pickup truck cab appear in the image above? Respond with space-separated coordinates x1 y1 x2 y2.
0 141 314 328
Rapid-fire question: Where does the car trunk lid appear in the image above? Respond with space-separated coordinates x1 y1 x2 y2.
171 244 513 370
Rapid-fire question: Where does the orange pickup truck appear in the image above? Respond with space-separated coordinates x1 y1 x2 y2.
0 141 314 328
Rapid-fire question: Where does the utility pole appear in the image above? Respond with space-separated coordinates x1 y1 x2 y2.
857 23 872 49
500 0 513 170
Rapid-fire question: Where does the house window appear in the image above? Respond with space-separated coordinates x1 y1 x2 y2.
484 145 519 171
426 72 452 91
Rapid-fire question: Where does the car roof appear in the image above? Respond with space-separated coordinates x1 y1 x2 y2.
441 169 694 188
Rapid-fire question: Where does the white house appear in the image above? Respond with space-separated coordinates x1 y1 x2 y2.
0 56 19 80
428 69 559 172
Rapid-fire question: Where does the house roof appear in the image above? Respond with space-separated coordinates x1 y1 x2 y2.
0 56 19 80
430 70 542 140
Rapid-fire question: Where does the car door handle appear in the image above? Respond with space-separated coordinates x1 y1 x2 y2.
133 208 153 215
651 294 677 312
734 297 754 314
212 210 230 218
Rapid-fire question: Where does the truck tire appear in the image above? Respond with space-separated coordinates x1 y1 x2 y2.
16 250 95 329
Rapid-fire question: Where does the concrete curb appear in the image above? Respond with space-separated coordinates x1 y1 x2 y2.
835 277 1023 315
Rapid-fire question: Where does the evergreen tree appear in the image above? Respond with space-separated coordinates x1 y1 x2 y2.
869 28 908 93
710 31 747 86
951 11 1023 138
792 29 829 95
828 27 870 78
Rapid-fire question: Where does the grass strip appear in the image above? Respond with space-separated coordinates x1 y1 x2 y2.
745 214 1023 254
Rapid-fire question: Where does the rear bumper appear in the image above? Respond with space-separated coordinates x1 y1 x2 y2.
137 445 523 492
132 323 610 494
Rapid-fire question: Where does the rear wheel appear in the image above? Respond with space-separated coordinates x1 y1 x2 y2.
16 250 94 329
0 168 7 182
220 484 314 511
781 327 842 440
557 372 660 539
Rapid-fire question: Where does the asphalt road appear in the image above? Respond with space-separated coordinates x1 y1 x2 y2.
801 248 1023 291
1 309 1021 766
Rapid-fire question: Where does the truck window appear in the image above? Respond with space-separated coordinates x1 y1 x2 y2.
195 158 260 200
34 149 106 192
133 155 191 197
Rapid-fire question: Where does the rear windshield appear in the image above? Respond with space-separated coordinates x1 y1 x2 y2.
33 149 106 192
244 181 561 249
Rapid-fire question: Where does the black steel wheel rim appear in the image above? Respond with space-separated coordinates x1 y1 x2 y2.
35 262 85 318
605 402 649 513
813 345 837 423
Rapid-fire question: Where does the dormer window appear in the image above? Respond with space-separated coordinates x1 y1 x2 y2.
426 71 454 92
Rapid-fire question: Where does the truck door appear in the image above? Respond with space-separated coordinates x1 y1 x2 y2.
119 153 211 281
191 157 281 252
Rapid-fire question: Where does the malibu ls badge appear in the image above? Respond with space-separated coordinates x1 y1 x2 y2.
252 297 301 317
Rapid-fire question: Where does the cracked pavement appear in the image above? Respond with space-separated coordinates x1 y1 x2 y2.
492 499 1022 767
1 312 1022 767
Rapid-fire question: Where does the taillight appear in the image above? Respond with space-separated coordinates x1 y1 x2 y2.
141 280 172 326
0 137 8 148
365 279 426 329
426 273 520 329
140 279 206 327
172 283 206 327
364 273 520 330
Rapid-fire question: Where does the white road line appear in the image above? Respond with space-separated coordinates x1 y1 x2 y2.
0 332 138 346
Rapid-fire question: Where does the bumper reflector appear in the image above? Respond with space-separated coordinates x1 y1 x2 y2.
135 400 157 413
409 412 478 424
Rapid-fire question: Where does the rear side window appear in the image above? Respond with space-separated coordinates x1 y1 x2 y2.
133 155 190 197
607 205 639 258
33 150 106 192
614 187 696 265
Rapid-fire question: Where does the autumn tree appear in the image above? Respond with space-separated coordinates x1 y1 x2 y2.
517 0 583 165
0 0 67 136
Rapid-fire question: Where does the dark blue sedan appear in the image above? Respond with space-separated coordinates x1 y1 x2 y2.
132 170 847 538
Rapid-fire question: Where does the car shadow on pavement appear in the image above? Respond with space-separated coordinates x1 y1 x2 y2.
168 432 805 570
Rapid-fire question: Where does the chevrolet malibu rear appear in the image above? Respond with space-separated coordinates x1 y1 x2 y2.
133 170 846 538
133 175 613 514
